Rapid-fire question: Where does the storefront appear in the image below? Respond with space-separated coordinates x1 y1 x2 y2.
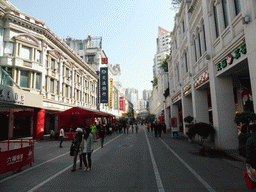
0 85 43 140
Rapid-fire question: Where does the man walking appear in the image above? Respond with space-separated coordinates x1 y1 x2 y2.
59 127 64 147
99 125 105 148
91 123 97 142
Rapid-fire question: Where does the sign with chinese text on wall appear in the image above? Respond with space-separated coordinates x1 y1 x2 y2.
172 93 181 104
109 78 113 108
194 70 209 89
102 58 108 64
183 84 192 96
120 97 124 111
216 43 247 71
100 67 108 103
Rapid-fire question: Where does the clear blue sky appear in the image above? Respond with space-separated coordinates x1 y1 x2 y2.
11 0 176 99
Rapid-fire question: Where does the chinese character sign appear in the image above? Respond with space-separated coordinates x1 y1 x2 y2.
100 67 108 103
109 78 113 108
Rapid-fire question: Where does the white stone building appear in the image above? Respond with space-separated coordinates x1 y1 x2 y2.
0 1 98 140
164 0 256 150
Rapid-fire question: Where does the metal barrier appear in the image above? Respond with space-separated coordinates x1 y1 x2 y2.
0 139 35 174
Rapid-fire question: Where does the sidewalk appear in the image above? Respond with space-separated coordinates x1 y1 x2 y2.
173 131 246 170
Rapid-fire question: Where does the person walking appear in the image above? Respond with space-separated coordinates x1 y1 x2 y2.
59 127 64 147
158 122 162 138
151 122 154 133
163 123 167 134
154 122 158 138
71 128 83 172
91 123 97 142
238 124 250 157
135 123 139 134
126 122 129 134
99 125 105 148
79 128 94 172
147 123 150 132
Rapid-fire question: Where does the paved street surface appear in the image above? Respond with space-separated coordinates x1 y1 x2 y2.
0 125 250 191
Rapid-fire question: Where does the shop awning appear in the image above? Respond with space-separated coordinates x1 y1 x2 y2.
58 106 115 117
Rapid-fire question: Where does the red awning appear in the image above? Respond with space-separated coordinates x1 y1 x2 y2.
58 106 115 117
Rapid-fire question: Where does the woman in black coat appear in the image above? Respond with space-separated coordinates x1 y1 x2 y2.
71 128 83 172
99 125 106 148
238 124 250 157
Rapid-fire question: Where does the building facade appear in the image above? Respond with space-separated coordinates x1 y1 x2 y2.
164 0 255 150
0 1 98 140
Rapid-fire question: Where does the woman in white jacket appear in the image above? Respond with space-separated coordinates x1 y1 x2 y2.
79 128 94 171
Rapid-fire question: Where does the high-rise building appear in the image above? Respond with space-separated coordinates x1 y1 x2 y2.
153 27 171 77
143 90 151 101
125 88 138 110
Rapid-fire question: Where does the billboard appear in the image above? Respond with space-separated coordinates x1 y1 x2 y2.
100 67 108 103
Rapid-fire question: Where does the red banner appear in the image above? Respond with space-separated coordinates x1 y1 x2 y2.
0 140 34 174
119 97 123 111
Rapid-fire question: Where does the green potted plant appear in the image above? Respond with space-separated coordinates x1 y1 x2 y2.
234 111 256 126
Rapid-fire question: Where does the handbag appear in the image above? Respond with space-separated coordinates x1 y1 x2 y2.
70 143 75 156
247 164 256 182
243 171 256 190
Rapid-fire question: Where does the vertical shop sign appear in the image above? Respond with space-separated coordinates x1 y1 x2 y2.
109 78 113 108
100 67 108 103
119 97 123 111
114 89 118 109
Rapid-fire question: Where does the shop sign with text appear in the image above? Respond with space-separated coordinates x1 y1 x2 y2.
100 67 108 103
217 43 247 71
0 86 25 104
194 70 209 89
183 84 192 96
172 93 181 103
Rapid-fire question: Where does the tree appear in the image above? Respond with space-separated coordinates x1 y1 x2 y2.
118 117 128 127
234 111 256 125
145 114 156 124
153 76 158 87
160 55 170 72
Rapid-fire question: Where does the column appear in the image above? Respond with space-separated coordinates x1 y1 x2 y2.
210 76 237 150
59 57 64 99
41 42 47 95
71 67 75 102
192 88 209 124
170 104 179 126
164 106 170 129
33 108 45 140
8 108 14 139
182 95 193 135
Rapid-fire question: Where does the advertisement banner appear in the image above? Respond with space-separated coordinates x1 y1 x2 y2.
100 67 108 103
109 78 113 108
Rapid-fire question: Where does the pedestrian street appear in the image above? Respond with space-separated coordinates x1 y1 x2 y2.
0 125 249 192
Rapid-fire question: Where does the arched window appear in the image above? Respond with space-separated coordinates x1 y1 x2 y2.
222 0 229 28
213 5 219 38
184 52 188 73
234 0 241 15
202 24 207 51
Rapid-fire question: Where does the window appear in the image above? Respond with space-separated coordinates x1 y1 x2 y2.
234 0 241 15
182 21 185 33
194 39 197 62
57 82 59 94
184 52 188 73
20 46 31 60
79 43 83 50
213 5 220 38
36 73 41 89
36 50 41 63
66 68 69 77
175 40 177 49
198 32 202 57
77 75 79 83
222 0 229 28
88 55 94 63
203 24 207 51
57 63 60 73
51 59 55 70
45 76 47 92
2 67 12 86
77 90 79 100
50 79 54 93
20 70 29 88
65 85 68 97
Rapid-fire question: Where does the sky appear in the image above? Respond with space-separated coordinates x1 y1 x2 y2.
10 0 176 99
